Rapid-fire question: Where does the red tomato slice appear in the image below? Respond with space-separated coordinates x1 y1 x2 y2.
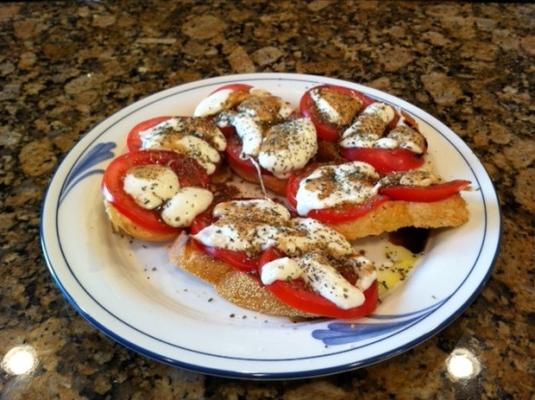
268 280 377 319
225 133 275 176
379 180 470 202
190 210 213 234
211 83 253 94
300 84 374 142
286 166 388 224
219 125 237 139
102 150 209 234
260 247 378 319
307 196 389 224
340 147 425 174
190 209 263 272
191 240 260 272
126 116 173 152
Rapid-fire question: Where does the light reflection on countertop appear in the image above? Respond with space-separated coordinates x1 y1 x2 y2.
446 347 481 381
2 345 38 376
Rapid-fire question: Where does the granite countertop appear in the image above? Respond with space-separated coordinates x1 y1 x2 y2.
1 1 533 399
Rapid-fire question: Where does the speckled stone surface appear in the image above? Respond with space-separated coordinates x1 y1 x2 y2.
0 1 533 399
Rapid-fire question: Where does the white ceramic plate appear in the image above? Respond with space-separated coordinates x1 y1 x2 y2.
41 73 501 379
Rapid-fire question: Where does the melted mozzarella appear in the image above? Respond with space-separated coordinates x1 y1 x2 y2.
232 114 263 158
260 257 301 285
339 133 378 148
141 117 226 151
213 199 290 223
299 254 366 309
386 126 426 154
295 162 380 215
363 102 395 122
139 118 224 174
349 256 377 291
193 89 233 117
399 170 439 187
238 89 293 122
174 135 221 175
310 89 342 125
278 101 294 119
193 223 251 251
123 165 179 209
286 218 353 257
161 187 213 228
258 118 318 178
374 137 398 149
340 102 396 147
195 199 291 251
194 222 281 252
399 140 424 154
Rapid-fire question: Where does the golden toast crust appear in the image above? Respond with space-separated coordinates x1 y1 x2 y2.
104 201 177 242
330 194 469 240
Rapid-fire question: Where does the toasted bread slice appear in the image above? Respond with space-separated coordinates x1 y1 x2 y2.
168 195 468 318
104 201 178 242
330 194 469 240
169 239 316 319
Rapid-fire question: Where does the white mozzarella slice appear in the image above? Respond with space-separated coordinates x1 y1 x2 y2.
362 102 396 123
309 89 342 125
213 199 291 222
174 135 221 175
261 253 367 309
161 187 213 228
193 224 250 252
374 137 399 149
123 165 179 209
291 218 354 257
295 162 380 216
258 118 318 179
260 257 301 285
193 89 233 117
299 254 366 309
232 114 263 158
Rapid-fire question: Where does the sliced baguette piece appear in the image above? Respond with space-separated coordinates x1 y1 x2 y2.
169 239 316 319
330 194 469 240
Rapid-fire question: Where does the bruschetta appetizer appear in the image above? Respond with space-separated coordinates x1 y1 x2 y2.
170 199 378 319
301 84 428 173
194 85 318 194
126 116 227 175
102 150 213 241
286 161 470 240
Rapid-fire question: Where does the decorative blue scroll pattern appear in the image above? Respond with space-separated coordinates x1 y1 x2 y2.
312 297 449 345
59 142 116 204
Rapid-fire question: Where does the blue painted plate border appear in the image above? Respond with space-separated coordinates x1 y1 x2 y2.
40 74 502 380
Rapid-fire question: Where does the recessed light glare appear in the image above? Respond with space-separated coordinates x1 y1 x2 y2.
446 348 481 381
1 345 38 376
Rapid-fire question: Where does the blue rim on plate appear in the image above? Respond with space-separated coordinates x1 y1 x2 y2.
40 73 501 380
